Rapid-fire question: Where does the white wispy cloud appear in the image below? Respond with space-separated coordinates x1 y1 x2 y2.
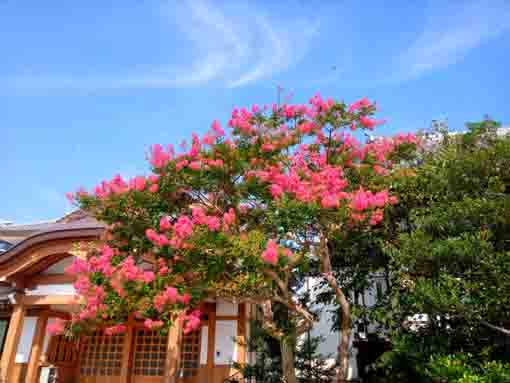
390 0 510 82
7 0 318 90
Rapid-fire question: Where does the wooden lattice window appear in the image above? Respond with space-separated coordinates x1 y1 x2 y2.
132 328 168 377
79 330 124 376
179 329 201 378
47 335 79 365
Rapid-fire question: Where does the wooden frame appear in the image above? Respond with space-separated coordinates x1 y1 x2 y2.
0 298 25 383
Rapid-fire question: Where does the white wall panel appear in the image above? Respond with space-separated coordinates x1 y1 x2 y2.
25 283 76 296
214 320 237 364
200 326 208 364
216 300 238 316
15 316 37 363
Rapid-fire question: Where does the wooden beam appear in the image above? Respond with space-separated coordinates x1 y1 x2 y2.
120 318 135 383
0 298 25 383
207 302 217 383
237 303 246 365
46 310 71 319
166 317 183 383
25 311 49 383
22 294 78 306
25 274 75 288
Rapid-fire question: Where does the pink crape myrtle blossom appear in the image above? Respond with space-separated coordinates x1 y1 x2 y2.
104 324 127 335
66 93 418 382
144 319 164 330
47 318 67 335
159 216 172 231
183 310 202 334
261 240 279 265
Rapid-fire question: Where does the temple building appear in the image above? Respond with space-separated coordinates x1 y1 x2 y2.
0 212 250 383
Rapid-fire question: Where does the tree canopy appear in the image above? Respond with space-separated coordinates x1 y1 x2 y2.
62 93 417 383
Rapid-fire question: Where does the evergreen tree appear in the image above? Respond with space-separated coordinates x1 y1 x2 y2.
227 319 336 383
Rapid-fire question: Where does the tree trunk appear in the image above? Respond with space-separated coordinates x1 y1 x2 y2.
337 296 352 382
320 235 352 383
281 338 298 383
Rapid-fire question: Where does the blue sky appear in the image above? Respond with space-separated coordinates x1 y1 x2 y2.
2 0 510 223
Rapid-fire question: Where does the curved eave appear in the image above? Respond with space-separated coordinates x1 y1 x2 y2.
0 226 104 278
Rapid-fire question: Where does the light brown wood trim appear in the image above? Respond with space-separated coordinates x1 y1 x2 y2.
207 302 217 383
46 310 71 319
10 363 26 383
26 274 75 287
0 299 25 383
237 303 246 365
165 317 183 383
120 318 134 383
0 228 102 268
27 308 48 316
25 311 49 383
22 294 78 306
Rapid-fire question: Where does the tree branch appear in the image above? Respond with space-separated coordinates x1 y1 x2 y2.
480 320 510 336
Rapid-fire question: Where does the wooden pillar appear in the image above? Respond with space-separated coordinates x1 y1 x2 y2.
165 317 183 383
25 311 49 383
237 303 246 366
207 303 216 383
119 319 134 383
0 297 25 383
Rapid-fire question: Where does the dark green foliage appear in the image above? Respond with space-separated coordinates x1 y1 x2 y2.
295 335 336 383
373 118 510 381
226 320 336 383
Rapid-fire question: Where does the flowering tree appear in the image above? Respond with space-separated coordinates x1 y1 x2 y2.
63 93 417 383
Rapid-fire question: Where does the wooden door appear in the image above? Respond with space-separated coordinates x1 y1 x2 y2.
46 334 81 383
78 330 125 383
178 329 202 383
130 328 168 383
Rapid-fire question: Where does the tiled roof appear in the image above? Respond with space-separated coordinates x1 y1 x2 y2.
0 216 103 233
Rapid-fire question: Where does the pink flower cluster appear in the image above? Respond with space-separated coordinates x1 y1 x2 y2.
104 324 127 335
65 257 90 275
47 318 66 335
348 97 372 113
250 161 349 209
229 107 254 134
153 287 191 312
150 144 174 168
82 245 116 277
119 256 154 283
349 189 397 224
308 93 335 116
146 215 193 249
63 247 112 281
146 208 237 250
72 173 160 200
183 310 202 334
261 240 293 265
72 275 107 321
144 319 164 330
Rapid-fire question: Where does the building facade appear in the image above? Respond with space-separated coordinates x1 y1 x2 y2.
0 214 250 383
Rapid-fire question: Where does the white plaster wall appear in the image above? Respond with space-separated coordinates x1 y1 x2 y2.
200 326 208 364
15 316 37 363
300 276 373 380
41 257 74 274
216 300 238 316
25 283 76 296
214 320 237 364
